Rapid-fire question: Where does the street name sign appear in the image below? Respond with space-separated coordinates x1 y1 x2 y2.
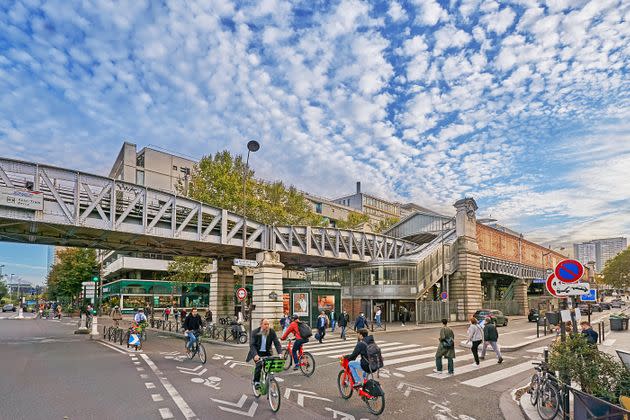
554 259 584 283
233 258 258 268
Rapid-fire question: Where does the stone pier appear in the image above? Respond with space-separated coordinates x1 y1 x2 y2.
209 260 235 319
514 279 529 316
252 251 284 329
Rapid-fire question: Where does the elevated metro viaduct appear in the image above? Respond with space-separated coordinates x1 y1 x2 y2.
0 157 581 324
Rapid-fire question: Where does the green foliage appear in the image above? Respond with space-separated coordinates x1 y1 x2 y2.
0 279 7 300
46 248 97 301
336 212 370 230
602 247 630 288
184 150 325 226
549 333 629 403
167 256 212 284
372 217 400 234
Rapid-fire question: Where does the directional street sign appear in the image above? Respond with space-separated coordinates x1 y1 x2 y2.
555 259 584 283
234 258 258 268
580 289 597 302
128 334 140 346
236 287 248 302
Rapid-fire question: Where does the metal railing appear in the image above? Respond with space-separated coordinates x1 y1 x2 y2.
482 299 520 315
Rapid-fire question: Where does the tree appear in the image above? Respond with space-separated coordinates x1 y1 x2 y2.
372 217 400 234
166 256 213 305
0 279 7 301
336 212 370 230
46 248 97 304
184 150 325 226
602 247 630 288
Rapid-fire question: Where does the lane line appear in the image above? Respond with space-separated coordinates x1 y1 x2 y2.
145 382 156 389
311 342 402 357
159 407 174 419
385 350 464 367
461 361 534 387
97 340 128 355
398 354 476 372
426 356 514 379
152 394 164 402
140 353 197 420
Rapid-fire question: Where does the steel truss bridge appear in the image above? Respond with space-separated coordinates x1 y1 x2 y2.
0 157 416 266
480 256 545 280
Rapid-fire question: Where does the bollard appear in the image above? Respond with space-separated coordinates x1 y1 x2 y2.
601 320 605 343
17 306 24 319
90 316 99 337
537 319 540 338
544 318 548 336
543 347 549 363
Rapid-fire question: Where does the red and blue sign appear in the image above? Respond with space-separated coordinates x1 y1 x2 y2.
554 259 584 283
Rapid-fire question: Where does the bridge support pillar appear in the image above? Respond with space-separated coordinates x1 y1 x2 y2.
209 260 235 319
514 279 529 316
450 198 483 320
252 251 284 330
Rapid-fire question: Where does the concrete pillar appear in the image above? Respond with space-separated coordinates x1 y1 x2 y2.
209 260 235 319
450 198 483 320
252 251 284 329
488 279 497 301
514 279 529 316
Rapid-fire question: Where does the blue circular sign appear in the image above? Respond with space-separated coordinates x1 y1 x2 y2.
555 259 584 283
440 291 448 300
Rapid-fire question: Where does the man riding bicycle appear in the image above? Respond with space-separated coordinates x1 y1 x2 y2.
343 328 372 388
134 308 147 324
281 314 310 371
247 318 282 388
182 307 203 353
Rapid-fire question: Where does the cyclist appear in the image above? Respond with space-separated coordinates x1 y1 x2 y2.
246 318 282 388
281 314 309 371
110 305 122 328
182 307 203 353
342 328 371 388
134 308 147 324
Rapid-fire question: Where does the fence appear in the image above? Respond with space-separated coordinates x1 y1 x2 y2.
482 299 520 315
416 300 456 323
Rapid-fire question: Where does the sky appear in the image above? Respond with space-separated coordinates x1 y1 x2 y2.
0 0 629 284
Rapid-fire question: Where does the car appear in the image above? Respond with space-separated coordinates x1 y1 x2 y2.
611 301 623 308
2 304 16 312
578 304 592 315
528 308 540 322
473 309 509 327
590 303 603 312
600 302 611 310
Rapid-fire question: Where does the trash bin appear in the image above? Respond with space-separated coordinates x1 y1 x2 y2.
610 318 629 331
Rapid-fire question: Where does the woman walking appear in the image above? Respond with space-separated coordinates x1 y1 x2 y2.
466 317 483 367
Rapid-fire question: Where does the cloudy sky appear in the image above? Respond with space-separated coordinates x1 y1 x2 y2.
0 0 629 282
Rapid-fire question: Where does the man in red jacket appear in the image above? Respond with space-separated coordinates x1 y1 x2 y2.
281 314 310 370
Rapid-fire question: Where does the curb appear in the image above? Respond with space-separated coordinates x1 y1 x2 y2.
500 383 528 420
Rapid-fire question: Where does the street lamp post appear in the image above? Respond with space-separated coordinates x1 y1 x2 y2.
241 140 260 334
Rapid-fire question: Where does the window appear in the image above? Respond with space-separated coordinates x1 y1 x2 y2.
173 165 178 171
136 170 145 186
180 167 190 176
315 203 322 213
136 154 145 168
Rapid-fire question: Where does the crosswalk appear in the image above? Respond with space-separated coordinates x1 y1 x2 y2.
303 336 534 388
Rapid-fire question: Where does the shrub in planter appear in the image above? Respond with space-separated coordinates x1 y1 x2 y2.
549 334 630 404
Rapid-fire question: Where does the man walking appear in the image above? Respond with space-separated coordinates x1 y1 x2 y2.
480 317 503 364
354 312 368 331
339 310 350 340
434 318 455 375
375 307 382 328
316 311 329 343
330 310 337 333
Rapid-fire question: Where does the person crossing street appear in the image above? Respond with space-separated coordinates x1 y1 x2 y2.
480 317 503 364
434 318 455 375
316 311 329 343
339 310 350 340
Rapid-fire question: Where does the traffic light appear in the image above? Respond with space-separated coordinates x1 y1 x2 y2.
92 268 100 282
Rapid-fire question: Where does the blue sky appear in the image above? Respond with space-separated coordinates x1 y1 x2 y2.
0 0 629 284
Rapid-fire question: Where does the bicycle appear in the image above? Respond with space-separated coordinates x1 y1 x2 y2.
252 356 284 413
529 361 563 420
185 331 207 364
126 322 147 350
337 357 385 416
281 339 315 376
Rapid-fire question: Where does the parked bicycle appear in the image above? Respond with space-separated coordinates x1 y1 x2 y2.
218 316 231 325
185 331 206 364
337 357 385 415
529 361 563 420
252 356 284 413
281 339 315 376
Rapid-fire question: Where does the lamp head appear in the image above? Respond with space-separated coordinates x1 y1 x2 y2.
247 140 260 152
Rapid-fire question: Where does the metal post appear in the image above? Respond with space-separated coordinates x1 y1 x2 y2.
241 140 259 338
587 303 591 324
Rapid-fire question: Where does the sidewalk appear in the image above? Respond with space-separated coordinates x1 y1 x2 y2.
367 316 529 334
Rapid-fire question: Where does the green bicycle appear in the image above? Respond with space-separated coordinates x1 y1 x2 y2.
252 356 284 413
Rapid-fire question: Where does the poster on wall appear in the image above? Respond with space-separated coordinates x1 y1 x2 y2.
283 293 290 315
293 293 309 316
317 295 335 312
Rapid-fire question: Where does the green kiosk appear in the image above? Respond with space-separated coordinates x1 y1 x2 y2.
283 280 342 327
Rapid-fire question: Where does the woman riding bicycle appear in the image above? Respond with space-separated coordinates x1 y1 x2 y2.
281 314 310 371
247 318 282 388
343 328 371 388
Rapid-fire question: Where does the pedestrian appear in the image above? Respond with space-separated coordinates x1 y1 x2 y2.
174 308 180 325
180 308 187 328
205 308 213 325
164 306 170 321
110 305 122 328
375 307 382 328
480 317 503 364
466 316 483 367
434 318 455 375
316 311 329 343
56 304 62 319
399 307 405 326
330 310 337 333
354 312 368 331
580 321 598 346
339 310 350 340
280 311 290 335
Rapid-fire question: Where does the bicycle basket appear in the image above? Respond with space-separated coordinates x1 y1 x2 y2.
264 357 286 373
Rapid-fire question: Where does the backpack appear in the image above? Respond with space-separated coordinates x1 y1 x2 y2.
366 341 384 372
297 321 313 339
363 378 384 397
441 337 454 349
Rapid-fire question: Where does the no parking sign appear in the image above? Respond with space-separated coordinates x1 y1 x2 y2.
554 259 584 283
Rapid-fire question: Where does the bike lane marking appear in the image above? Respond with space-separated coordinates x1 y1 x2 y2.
140 353 198 420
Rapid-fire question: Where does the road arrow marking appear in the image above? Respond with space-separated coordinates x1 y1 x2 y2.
397 381 434 397
177 367 208 376
176 364 205 372
284 387 332 407
211 394 257 417
324 407 370 420
224 360 250 369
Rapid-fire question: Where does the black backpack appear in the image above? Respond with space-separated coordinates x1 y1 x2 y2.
297 321 313 339
363 378 384 397
366 341 384 372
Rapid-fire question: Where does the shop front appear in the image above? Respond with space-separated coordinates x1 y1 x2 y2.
283 280 342 327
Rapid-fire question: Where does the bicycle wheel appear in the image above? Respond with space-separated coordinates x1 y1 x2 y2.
238 333 247 344
198 344 207 364
252 379 262 398
537 382 560 420
364 392 385 416
282 349 292 370
187 343 196 360
268 377 281 413
299 352 315 377
337 370 353 399
529 374 540 406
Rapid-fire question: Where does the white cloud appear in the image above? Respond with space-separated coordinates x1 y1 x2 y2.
433 24 472 54
387 1 407 22
412 0 448 26
481 7 516 35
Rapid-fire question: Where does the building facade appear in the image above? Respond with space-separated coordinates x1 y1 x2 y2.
574 238 627 272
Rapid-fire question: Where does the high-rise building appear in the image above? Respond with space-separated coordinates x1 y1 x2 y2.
573 238 627 272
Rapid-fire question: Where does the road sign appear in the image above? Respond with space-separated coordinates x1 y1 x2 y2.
546 274 559 296
555 282 590 296
440 291 448 300
580 289 597 302
555 259 584 283
234 258 258 268
0 187 44 211
128 334 140 346
532 278 546 284
236 287 248 302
